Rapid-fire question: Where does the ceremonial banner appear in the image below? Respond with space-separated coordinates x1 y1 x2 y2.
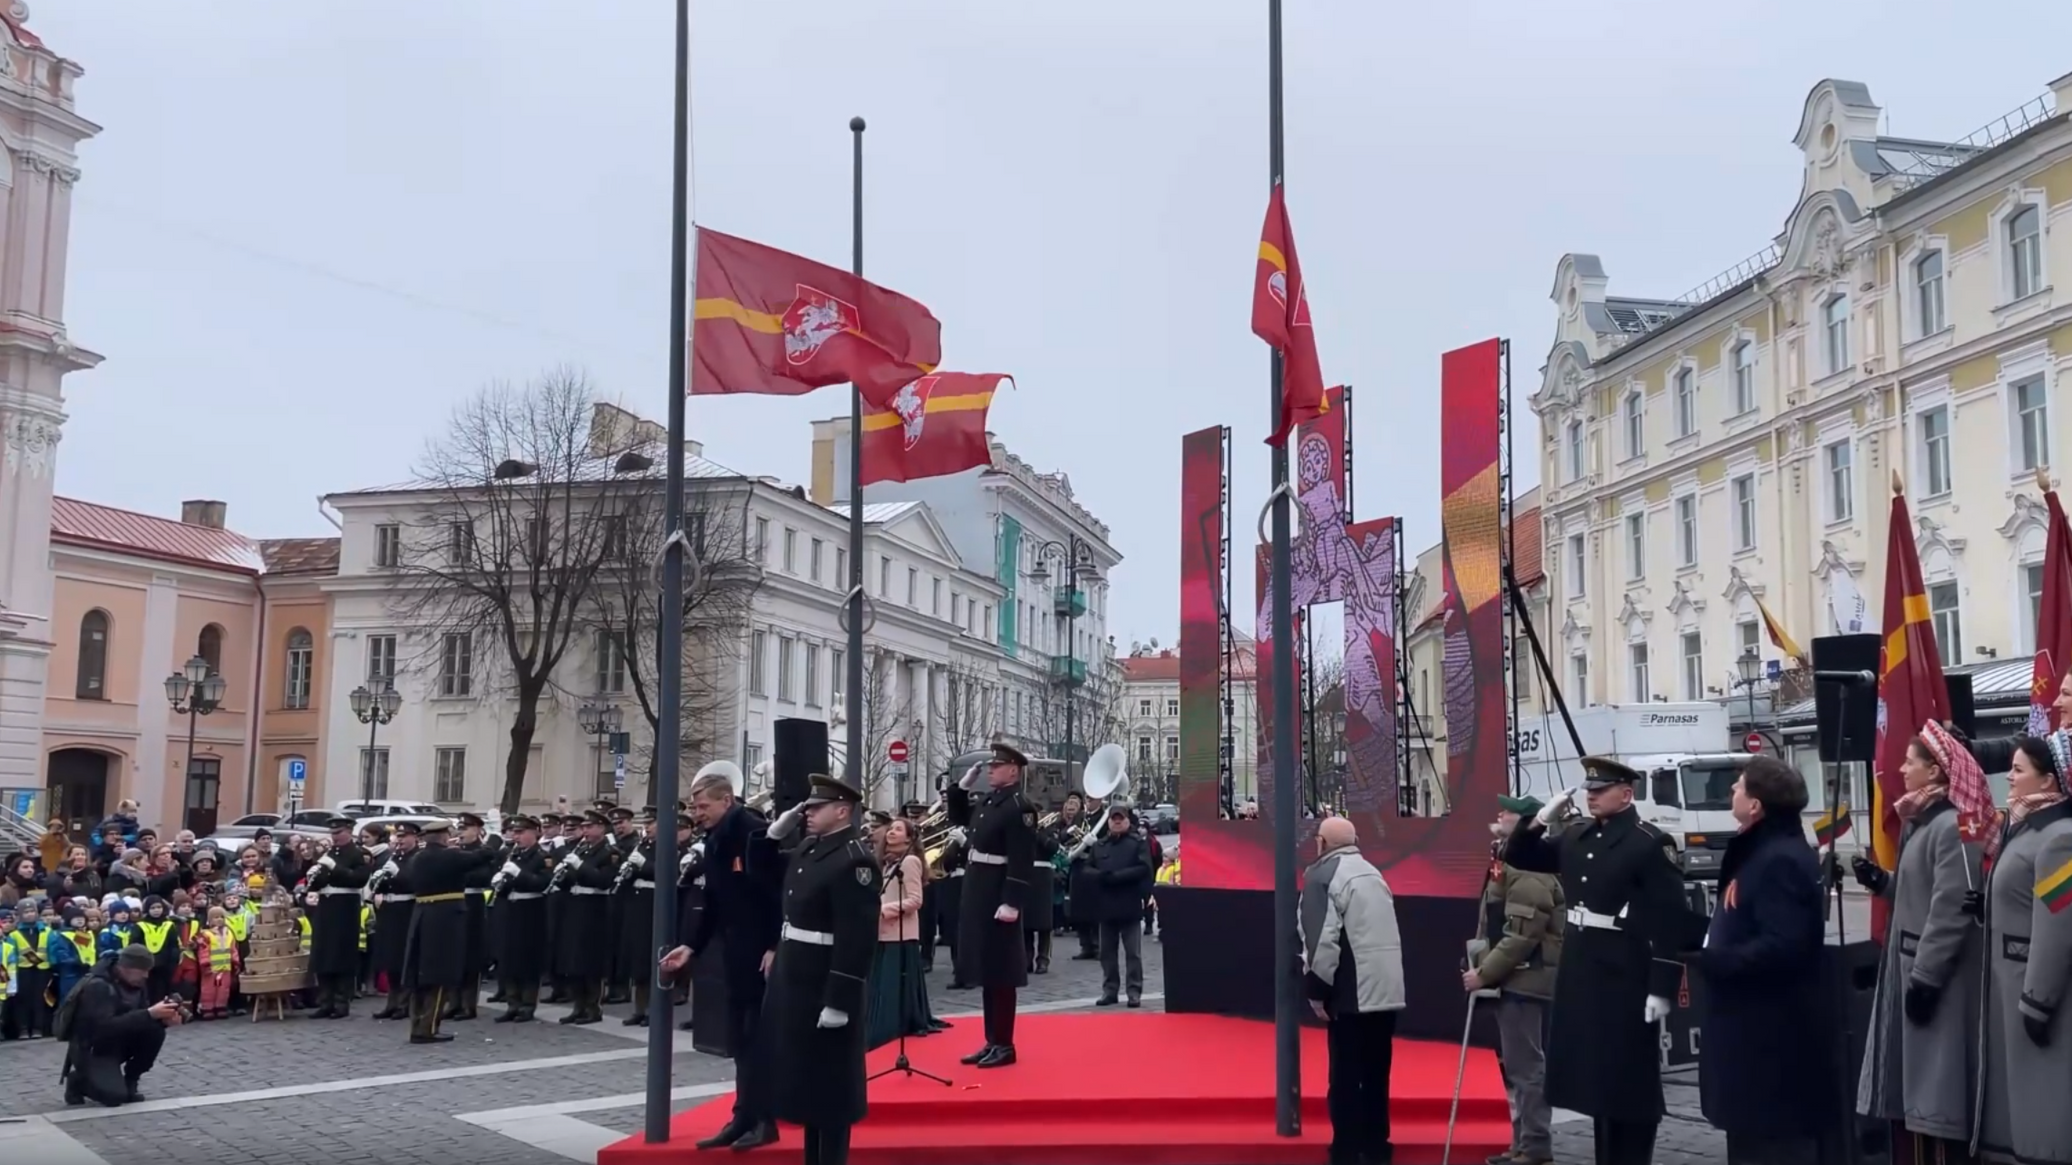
858 373 1006 485
2028 484 2072 734
1252 183 1328 445
1872 486 1950 940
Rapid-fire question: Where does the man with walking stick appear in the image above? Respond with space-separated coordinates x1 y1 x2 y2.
1501 757 1698 1165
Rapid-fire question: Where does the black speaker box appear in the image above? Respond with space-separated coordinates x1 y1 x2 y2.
1813 634 1880 764
1946 673 1977 741
772 717 827 814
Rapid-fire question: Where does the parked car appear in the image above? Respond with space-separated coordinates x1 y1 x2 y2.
336 799 445 819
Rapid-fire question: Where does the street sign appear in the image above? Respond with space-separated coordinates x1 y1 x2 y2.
613 754 627 790
287 758 307 790
888 739 909 764
1744 733 1764 753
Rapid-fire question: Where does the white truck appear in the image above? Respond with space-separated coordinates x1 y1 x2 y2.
1514 702 1748 882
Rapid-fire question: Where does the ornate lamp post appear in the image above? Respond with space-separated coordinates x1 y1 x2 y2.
165 655 227 815
580 702 624 798
348 682 403 803
1735 647 1765 747
1029 535 1100 767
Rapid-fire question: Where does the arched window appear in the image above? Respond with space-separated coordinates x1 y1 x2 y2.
76 610 109 700
284 627 314 709
198 624 225 676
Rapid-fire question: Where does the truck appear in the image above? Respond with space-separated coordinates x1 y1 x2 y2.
1514 702 1748 881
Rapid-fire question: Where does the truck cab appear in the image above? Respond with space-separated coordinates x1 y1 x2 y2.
1625 752 1750 881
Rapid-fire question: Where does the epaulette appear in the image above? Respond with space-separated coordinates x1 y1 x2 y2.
845 837 873 864
1635 820 1664 839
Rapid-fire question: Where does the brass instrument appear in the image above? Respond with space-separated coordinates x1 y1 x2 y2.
918 804 958 876
1066 744 1132 863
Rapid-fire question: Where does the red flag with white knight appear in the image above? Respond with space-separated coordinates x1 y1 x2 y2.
689 227 941 406
2029 474 2072 734
1252 183 1329 446
859 373 1009 485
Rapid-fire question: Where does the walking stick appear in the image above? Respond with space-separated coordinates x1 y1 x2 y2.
1441 989 1488 1165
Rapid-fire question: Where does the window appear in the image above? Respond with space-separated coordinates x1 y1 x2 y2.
1920 406 1952 497
931 577 942 616
359 748 391 799
283 628 313 709
777 637 796 701
1675 495 1697 567
2013 374 2050 473
831 648 845 706
1165 697 1179 716
366 634 396 685
743 743 764 784
1571 653 1590 708
198 624 224 676
754 517 769 563
1928 581 1962 661
810 538 824 583
439 632 473 697
983 605 993 639
1915 251 1945 335
2028 562 2047 642
1672 367 1695 437
601 514 628 560
2010 205 2044 300
1629 643 1651 701
1622 391 1643 458
75 609 108 699
1566 534 1586 598
1732 474 1757 552
1825 440 1854 523
1823 296 1850 375
1566 420 1584 481
595 630 627 694
1625 514 1645 581
835 547 847 586
906 567 919 606
1737 619 1760 659
879 556 892 596
374 523 401 568
804 643 821 706
749 630 768 696
1731 341 1755 414
1681 632 1704 701
448 522 473 565
433 748 467 803
1137 698 1153 716
782 528 797 572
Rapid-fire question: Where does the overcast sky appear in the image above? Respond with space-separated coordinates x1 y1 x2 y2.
33 1 2072 648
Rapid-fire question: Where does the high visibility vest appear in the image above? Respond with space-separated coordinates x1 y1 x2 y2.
63 931 95 965
202 929 236 973
3 926 45 970
225 910 251 942
1157 860 1179 886
0 932 15 998
357 905 371 952
137 918 176 955
297 916 311 952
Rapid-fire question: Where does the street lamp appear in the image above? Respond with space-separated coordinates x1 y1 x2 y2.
1734 647 1764 749
348 682 404 803
580 702 625 798
165 655 227 822
1029 535 1100 770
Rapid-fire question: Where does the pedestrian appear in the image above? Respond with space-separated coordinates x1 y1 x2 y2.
400 819 499 1044
1698 756 1831 1165
1501 756 1697 1165
1465 794 1564 1165
947 742 1041 1069
61 944 182 1107
1086 803 1152 1008
1300 815 1406 1165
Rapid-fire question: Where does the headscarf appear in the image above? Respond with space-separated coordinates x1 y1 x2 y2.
2008 730 2072 842
1913 721 1997 843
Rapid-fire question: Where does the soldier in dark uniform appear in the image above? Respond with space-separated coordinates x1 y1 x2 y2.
305 815 372 1018
946 742 1040 1068
553 809 620 1024
491 815 553 1023
1023 814 1061 974
615 808 660 1027
937 825 970 989
446 812 498 1021
401 819 501 1044
370 822 423 1020
538 812 568 1003
1501 756 1698 1165
604 805 640 1005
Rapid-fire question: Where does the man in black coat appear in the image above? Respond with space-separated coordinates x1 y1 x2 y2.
946 742 1039 1068
614 808 660 1027
369 823 422 1020
401 819 501 1045
1502 756 1699 1165
447 812 499 1021
553 810 620 1025
63 945 183 1107
305 815 372 1018
1084 804 1153 1006
677 761 784 1151
492 816 554 1023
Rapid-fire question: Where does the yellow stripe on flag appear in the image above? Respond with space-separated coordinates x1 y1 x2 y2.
1258 241 1287 273
1754 595 1806 664
860 392 995 432
1870 782 1898 873
692 298 782 333
2039 856 2072 905
1903 594 1931 623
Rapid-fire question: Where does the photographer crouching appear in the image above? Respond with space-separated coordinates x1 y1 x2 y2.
62 943 185 1107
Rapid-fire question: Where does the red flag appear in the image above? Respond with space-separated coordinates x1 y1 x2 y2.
689 227 941 406
1252 184 1328 446
2029 478 2072 734
858 373 1007 485
1871 481 1951 940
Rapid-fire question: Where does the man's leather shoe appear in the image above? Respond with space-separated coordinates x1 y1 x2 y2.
1033 956 1050 974
410 1033 455 1044
960 1044 995 1065
730 1121 778 1151
311 1005 335 1019
1126 995 1142 1009
510 1011 535 1023
975 1045 1017 1069
124 1081 145 1103
557 1012 582 1025
1095 995 1118 1006
695 1120 747 1151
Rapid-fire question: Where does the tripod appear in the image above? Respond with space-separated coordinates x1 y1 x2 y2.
868 860 952 1087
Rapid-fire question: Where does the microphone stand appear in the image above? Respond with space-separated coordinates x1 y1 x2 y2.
867 858 951 1088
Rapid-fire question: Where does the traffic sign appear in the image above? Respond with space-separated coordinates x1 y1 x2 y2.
888 739 910 764
1744 733 1764 753
613 754 627 790
287 758 307 789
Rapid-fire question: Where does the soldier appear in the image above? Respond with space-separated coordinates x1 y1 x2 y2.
305 815 372 1018
491 815 553 1023
604 805 640 1005
937 818 971 989
552 809 619 1024
1501 756 1697 1165
399 819 501 1045
1024 810 1061 974
447 812 496 1021
537 812 567 1003
946 742 1040 1068
369 822 422 1021
615 807 660 1027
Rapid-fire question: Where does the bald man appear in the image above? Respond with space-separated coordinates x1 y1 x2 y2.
1299 816 1406 1165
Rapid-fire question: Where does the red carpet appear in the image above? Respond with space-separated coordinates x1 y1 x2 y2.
598 1012 1512 1165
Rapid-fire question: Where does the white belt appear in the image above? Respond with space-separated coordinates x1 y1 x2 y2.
1032 861 1050 870
382 894 415 903
507 892 544 901
1568 906 1623 931
968 850 1007 866
783 923 833 946
571 887 609 896
633 880 656 890
950 869 966 878
318 887 358 897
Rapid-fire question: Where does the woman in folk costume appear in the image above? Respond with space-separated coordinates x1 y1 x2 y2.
1856 719 1992 1165
1976 732 2072 1165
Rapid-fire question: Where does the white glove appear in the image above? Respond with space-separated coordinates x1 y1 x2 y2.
499 861 520 879
816 1007 848 1029
378 860 399 878
768 807 803 840
625 850 646 870
560 852 582 870
994 905 1019 923
691 841 705 860
316 855 336 871
1644 995 1672 1023
949 827 967 846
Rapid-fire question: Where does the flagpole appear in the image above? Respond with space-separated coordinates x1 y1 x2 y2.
1265 0 1302 1139
846 116 868 799
645 0 692 1142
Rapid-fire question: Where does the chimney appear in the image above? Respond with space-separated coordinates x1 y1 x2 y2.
181 500 227 529
2053 72 2072 118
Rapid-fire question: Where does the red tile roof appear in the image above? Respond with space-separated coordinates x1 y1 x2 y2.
258 537 341 576
1122 646 1257 683
51 497 267 575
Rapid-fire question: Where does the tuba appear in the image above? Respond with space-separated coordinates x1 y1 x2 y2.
1066 743 1132 862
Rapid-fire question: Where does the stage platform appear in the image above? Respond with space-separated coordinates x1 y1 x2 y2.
597 1011 1511 1165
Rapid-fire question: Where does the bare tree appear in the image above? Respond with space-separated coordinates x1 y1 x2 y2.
831 654 917 803
932 658 997 760
390 370 650 814
1025 658 1129 764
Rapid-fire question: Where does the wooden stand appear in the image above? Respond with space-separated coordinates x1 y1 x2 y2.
239 882 311 1022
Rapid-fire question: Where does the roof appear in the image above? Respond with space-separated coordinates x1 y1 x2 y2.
51 497 268 574
1121 645 1257 684
827 502 924 524
258 537 341 577
1777 657 2035 725
328 449 746 502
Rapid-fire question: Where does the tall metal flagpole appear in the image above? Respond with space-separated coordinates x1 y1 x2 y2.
645 0 692 1141
845 116 867 794
1266 0 1302 1139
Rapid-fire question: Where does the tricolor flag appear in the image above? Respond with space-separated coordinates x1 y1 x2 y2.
1871 479 1951 941
688 227 941 407
2028 477 2072 735
859 373 1009 486
1813 803 1851 845
1753 594 1806 667
2040 856 2072 915
1252 183 1329 446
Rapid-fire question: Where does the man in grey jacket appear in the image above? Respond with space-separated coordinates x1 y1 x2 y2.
1301 816 1406 1165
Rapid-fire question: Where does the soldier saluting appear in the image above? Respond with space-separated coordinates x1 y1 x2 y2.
946 742 1040 1069
1501 756 1698 1165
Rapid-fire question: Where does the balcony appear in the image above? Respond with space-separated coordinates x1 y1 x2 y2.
1050 656 1087 687
1052 587 1087 618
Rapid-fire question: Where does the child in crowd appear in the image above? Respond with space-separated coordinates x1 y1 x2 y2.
193 905 239 1020
170 892 200 1008
0 911 15 1034
4 899 50 1037
97 899 138 958
49 908 97 1001
134 896 181 1002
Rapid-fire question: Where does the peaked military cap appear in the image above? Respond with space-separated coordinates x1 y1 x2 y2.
582 809 611 827
507 815 541 832
990 741 1030 768
1580 755 1642 789
801 773 864 807
456 812 485 829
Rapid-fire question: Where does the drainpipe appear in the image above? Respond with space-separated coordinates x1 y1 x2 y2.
244 575 266 816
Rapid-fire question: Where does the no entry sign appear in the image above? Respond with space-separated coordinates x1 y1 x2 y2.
888 739 910 764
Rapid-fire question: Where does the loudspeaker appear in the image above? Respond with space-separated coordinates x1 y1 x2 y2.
1812 634 1880 764
1946 673 1977 740
772 717 827 814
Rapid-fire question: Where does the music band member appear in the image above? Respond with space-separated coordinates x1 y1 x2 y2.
553 809 620 1024
449 812 497 1021
615 808 660 1027
400 819 501 1045
492 816 553 1023
947 742 1039 1069
369 822 421 1020
1502 756 1697 1165
306 815 371 1018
